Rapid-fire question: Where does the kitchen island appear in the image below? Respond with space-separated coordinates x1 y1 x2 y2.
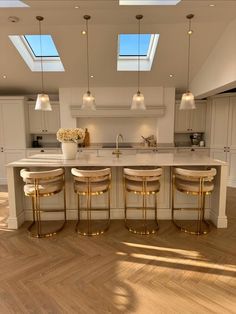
7 152 228 229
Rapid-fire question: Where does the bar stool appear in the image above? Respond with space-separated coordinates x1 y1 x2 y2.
71 167 111 236
172 167 217 235
20 168 66 238
123 167 162 235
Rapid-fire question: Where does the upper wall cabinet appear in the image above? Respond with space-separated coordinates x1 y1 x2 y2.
28 102 60 134
174 101 206 133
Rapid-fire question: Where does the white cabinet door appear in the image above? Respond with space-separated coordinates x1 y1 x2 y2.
28 103 60 134
44 104 60 133
175 105 191 132
28 104 44 133
228 97 236 150
175 101 206 133
228 149 236 187
210 98 229 149
1 101 26 149
210 149 227 162
0 152 5 184
191 103 206 132
0 150 26 184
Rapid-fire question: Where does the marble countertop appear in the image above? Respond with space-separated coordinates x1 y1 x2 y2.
7 152 227 168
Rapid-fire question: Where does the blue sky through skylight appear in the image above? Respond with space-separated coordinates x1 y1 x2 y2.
119 34 151 56
24 35 59 57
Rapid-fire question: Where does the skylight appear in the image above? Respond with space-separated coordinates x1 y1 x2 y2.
117 34 159 71
120 0 181 5
0 0 29 7
24 35 59 57
9 35 64 72
119 34 151 56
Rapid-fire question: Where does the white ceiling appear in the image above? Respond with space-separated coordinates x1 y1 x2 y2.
0 0 236 96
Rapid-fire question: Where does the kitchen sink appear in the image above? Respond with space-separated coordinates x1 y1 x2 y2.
102 143 133 148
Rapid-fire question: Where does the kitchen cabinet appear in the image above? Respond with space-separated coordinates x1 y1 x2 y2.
0 97 27 184
176 147 210 156
209 95 236 187
26 148 60 157
174 101 206 133
28 102 60 134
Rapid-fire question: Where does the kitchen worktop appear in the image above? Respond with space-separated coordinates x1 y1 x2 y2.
8 152 226 168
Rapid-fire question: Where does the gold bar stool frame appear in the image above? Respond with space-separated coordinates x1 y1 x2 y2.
172 167 217 235
123 167 162 235
71 167 111 236
20 168 66 238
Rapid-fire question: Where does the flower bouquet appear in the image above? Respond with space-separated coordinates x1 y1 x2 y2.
56 128 85 143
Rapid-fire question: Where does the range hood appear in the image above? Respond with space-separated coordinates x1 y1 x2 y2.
70 104 166 118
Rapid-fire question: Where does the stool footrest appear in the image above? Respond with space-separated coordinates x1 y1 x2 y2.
28 220 66 238
125 219 159 235
75 219 110 236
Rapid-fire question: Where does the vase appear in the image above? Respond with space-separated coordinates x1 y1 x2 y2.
61 142 78 160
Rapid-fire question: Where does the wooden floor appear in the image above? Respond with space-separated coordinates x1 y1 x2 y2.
0 185 236 314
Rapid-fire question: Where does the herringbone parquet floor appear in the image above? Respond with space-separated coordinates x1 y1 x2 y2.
0 185 235 314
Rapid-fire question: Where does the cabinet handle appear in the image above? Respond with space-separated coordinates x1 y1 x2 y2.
1 147 3 152
40 149 44 153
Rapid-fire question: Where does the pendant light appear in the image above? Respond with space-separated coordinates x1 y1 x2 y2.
35 16 52 111
131 14 146 110
180 14 196 110
81 15 96 110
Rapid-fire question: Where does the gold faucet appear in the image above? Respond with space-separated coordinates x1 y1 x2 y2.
112 133 123 158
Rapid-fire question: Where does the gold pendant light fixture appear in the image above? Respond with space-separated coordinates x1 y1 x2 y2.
35 16 52 111
81 15 96 110
180 14 196 110
131 14 146 110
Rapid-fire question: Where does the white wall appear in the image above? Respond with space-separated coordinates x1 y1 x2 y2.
191 18 236 98
59 86 175 144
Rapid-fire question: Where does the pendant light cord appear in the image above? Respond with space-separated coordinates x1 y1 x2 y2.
38 18 44 94
186 16 193 93
138 18 140 94
86 18 90 94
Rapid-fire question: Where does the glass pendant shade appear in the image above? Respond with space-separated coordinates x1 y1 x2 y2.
82 91 96 110
35 93 52 111
131 92 146 110
179 92 196 110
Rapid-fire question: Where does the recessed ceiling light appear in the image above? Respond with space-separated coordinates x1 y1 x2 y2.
75 6 79 9
169 74 173 78
209 4 215 7
90 75 94 78
3 75 7 79
81 30 86 35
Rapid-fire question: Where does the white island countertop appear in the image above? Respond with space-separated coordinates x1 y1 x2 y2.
7 152 227 168
6 152 228 230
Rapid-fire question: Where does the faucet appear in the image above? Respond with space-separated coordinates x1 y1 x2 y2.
112 133 123 158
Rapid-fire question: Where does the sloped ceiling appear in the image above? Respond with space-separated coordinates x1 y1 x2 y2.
0 0 236 95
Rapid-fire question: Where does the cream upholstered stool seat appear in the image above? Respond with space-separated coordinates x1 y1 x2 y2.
123 167 162 235
71 167 111 236
172 167 217 235
20 168 66 238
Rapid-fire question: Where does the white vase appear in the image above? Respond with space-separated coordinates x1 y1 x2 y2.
61 142 78 160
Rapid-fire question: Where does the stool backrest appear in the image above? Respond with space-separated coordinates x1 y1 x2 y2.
20 168 64 184
124 168 162 182
173 168 217 182
71 168 111 183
